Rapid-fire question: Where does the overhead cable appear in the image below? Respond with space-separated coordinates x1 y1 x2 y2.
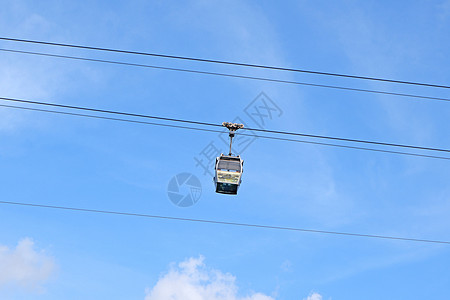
1 36 449 89
1 48 449 103
1 103 449 161
0 200 449 245
1 96 450 155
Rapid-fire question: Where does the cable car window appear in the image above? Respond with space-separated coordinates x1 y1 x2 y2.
216 182 238 194
217 160 241 172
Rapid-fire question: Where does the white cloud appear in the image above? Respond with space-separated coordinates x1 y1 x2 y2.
304 292 322 300
0 238 55 290
145 256 274 300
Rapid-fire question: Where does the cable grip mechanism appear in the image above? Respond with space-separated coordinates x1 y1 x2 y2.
222 122 244 156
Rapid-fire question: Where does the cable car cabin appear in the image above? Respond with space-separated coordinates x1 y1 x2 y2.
214 154 244 195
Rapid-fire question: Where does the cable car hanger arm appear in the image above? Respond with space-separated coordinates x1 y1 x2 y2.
223 122 244 156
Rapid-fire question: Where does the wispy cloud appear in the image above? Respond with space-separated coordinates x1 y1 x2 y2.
439 0 450 19
0 238 56 291
0 2 109 132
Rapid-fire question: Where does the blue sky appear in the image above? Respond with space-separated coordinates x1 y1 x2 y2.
1 1 450 299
